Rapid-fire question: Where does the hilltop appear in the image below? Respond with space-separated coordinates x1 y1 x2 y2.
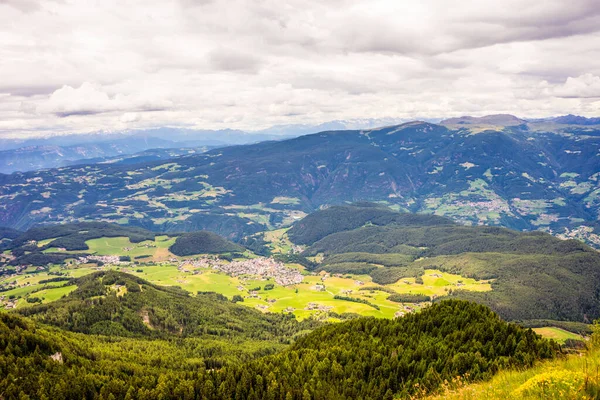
441 114 526 126
169 231 245 256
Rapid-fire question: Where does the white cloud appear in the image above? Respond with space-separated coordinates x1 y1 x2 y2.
0 0 599 137
35 83 173 117
553 74 600 98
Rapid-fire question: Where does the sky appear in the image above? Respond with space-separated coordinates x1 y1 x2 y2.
1 0 600 137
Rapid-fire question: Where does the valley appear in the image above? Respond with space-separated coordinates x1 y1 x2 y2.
2 0 599 395
1 204 595 337
0 233 490 321
1 121 600 399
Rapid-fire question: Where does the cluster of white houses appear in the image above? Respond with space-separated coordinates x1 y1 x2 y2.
76 255 125 265
213 257 304 286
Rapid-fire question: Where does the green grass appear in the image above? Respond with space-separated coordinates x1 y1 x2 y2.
263 228 295 254
36 238 55 247
43 235 176 260
387 269 492 297
44 235 177 261
533 327 582 343
37 285 78 303
426 349 600 400
130 265 243 298
271 196 301 205
2 263 491 320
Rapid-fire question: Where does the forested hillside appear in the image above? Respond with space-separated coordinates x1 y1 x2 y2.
287 203 453 245
0 300 557 399
169 231 245 256
290 204 600 322
18 271 317 341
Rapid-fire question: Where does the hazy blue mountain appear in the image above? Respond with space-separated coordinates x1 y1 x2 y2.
0 119 427 172
0 136 180 173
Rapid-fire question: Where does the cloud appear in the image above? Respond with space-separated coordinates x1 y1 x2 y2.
44 83 114 117
207 48 263 73
0 0 41 13
553 74 600 98
39 83 172 117
0 0 599 137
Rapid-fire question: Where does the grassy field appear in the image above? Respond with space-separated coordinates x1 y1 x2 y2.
44 235 177 261
263 228 297 254
532 327 583 344
128 265 487 320
387 269 492 297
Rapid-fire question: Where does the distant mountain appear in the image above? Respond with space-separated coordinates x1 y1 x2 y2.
0 127 299 173
0 119 424 173
0 136 179 173
1 117 600 247
441 114 527 126
550 114 600 125
64 146 212 167
254 118 414 136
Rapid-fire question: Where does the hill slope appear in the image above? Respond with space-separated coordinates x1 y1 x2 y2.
1 300 556 399
18 271 316 341
169 231 244 256
290 204 600 323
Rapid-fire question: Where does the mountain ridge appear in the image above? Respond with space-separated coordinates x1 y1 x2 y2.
1 118 599 247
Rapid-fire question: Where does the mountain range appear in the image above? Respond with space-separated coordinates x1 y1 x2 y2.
1 115 599 247
0 118 413 174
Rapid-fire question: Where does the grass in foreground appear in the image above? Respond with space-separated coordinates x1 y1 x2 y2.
424 338 600 399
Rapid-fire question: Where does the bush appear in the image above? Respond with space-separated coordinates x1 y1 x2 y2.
125 281 141 292
232 295 244 303
388 293 431 303
26 297 41 304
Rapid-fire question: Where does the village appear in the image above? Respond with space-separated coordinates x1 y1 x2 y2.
179 256 304 286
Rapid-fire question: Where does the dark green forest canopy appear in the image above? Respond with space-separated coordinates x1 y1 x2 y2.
169 231 245 256
0 300 557 400
290 204 600 323
287 203 453 245
0 227 21 241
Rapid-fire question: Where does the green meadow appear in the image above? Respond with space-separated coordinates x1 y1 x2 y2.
532 327 583 344
44 235 176 261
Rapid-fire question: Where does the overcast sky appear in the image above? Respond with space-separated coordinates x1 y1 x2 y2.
1 0 600 137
